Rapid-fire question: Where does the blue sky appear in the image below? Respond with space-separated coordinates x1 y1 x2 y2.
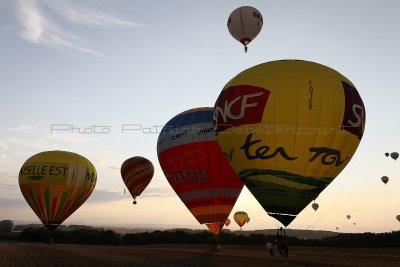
1 0 400 233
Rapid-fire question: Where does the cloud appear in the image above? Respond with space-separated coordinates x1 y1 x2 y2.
94 158 120 171
7 124 36 131
0 154 10 163
14 0 141 56
0 141 8 150
43 0 144 28
15 0 100 55
86 187 173 204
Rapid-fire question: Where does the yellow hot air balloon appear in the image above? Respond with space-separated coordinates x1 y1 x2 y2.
214 60 366 227
234 211 249 229
19 151 97 231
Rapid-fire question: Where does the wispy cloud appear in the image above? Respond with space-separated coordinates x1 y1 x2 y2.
94 158 120 171
43 0 144 28
14 0 141 56
0 154 10 163
7 123 35 131
0 141 8 150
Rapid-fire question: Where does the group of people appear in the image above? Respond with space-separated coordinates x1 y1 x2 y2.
266 227 289 257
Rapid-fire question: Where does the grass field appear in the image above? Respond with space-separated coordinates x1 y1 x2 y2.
1 242 400 267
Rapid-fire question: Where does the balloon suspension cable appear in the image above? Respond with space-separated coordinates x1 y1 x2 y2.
308 155 359 229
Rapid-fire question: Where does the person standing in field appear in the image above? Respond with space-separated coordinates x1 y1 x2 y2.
266 241 274 256
282 239 289 257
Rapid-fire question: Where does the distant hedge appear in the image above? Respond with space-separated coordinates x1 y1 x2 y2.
11 227 400 248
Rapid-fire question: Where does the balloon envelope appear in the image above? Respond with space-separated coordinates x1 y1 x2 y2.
121 156 154 204
312 203 319 211
381 176 389 184
206 222 224 236
227 6 263 50
347 215 351 219
214 60 366 227
234 211 249 228
390 152 399 160
396 215 400 222
157 107 244 236
19 151 97 231
0 220 15 236
385 152 389 157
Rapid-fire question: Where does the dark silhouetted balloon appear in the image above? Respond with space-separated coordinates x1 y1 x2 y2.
312 203 319 211
381 176 389 184
390 152 399 160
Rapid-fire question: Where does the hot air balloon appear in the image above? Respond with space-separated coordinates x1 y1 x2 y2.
121 156 154 204
227 6 263 52
353 222 356 226
396 215 400 222
0 220 15 238
312 202 319 211
381 176 389 184
336 227 339 231
390 152 399 161
234 211 249 230
225 218 231 226
385 152 389 157
214 60 366 227
19 151 97 231
157 107 244 237
347 215 351 220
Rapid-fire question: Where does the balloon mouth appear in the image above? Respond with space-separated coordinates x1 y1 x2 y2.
240 38 251 46
267 212 297 227
44 224 60 231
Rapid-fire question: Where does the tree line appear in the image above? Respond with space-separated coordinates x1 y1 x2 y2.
4 228 400 248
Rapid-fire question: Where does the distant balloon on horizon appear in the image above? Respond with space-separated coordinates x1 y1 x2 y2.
385 152 389 157
234 211 249 230
312 202 319 211
347 215 351 220
381 176 389 184
390 152 399 160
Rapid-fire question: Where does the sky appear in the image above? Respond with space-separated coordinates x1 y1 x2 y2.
1 0 400 233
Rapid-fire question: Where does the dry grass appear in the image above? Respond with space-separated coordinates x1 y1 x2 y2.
1 242 399 267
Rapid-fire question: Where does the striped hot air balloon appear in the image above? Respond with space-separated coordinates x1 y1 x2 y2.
121 156 154 204
19 151 97 231
157 107 244 236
